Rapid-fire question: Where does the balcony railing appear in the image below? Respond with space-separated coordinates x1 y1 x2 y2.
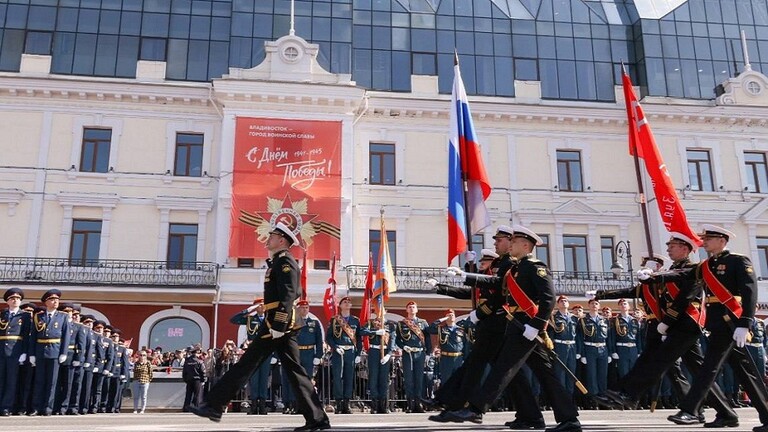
0 257 218 288
344 265 633 296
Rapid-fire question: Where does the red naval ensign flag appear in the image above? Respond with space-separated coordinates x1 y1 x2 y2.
623 68 702 247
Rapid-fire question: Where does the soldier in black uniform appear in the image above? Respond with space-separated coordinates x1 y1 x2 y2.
646 225 768 432
77 314 97 415
0 288 31 416
442 225 581 432
192 222 329 431
425 226 516 416
594 232 735 425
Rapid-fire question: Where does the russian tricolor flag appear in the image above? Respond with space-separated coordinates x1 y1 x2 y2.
448 56 491 264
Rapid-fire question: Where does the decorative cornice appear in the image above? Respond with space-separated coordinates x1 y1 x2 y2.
155 196 214 212
57 192 119 208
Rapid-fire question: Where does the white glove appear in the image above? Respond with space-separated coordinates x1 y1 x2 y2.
381 354 391 365
72 360 81 367
445 266 465 278
354 356 361 364
18 353 26 364
464 251 477 262
607 356 613 364
120 375 125 379
403 346 413 353
313 358 321 366
636 268 653 281
269 329 285 339
108 372 114 377
661 335 667 342
102 370 110 376
59 354 67 364
580 357 587 364
469 310 479 324
575 353 581 360
522 324 538 341
611 353 619 360
93 367 99 373
29 356 36 366
270 357 278 365
335 347 344 356
657 322 669 335
425 278 438 287
733 327 749 348
83 363 91 369
246 304 259 313
374 329 386 336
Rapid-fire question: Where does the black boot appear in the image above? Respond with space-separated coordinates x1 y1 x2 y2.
248 400 258 415
379 399 389 414
257 398 268 415
335 399 343 414
342 399 352 414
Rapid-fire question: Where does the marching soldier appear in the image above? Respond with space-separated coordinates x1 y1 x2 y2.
0 288 31 416
230 297 270 415
192 222 330 431
548 295 578 397
425 309 466 385
646 225 768 431
30 289 71 416
441 225 581 432
608 298 641 380
361 305 395 414
396 300 430 413
77 315 97 415
326 296 361 414
576 298 609 407
282 299 323 414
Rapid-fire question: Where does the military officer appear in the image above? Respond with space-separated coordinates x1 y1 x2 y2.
396 301 430 413
0 288 31 416
30 289 71 416
16 302 37 415
53 302 85 415
191 222 330 431
747 317 767 381
230 297 270 415
77 314 97 415
282 299 323 414
107 328 129 413
608 298 641 379
361 305 395 414
89 320 113 414
62 305 88 415
98 325 117 413
548 295 578 397
326 296 361 414
426 309 466 385
576 298 609 406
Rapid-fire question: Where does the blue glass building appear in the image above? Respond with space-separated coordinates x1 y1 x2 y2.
0 1 764 100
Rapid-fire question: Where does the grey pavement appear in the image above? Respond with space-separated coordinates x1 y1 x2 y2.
0 408 762 431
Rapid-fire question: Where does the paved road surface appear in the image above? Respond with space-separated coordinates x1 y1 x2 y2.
0 408 762 431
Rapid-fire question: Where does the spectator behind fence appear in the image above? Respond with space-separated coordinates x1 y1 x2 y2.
132 351 153 414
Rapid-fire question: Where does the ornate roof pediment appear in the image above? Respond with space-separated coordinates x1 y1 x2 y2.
716 69 768 107
552 199 602 216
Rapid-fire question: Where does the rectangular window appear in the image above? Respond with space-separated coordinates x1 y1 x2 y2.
535 234 550 265
167 223 198 269
563 235 588 275
24 31 53 55
69 219 102 267
745 151 768 193
174 133 204 177
556 150 584 192
140 37 167 61
369 229 397 270
80 128 112 173
369 142 395 185
600 236 615 273
757 237 768 278
236 258 254 268
687 149 714 191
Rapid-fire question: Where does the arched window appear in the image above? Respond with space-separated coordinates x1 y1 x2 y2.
149 317 202 352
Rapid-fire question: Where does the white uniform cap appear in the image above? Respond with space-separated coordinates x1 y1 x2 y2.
493 225 514 239
271 221 299 246
666 232 698 251
480 248 499 260
699 224 735 241
511 225 543 246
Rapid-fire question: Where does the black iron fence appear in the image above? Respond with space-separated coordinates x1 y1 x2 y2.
0 257 218 288
344 265 633 296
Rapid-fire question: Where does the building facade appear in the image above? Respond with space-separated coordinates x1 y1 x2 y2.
2 0 768 350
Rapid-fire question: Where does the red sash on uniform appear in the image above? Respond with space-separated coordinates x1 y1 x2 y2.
642 284 662 320
505 271 539 318
701 258 743 319
665 282 704 326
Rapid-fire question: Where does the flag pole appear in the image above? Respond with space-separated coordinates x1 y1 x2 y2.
623 62 655 259
379 208 387 358
455 50 478 309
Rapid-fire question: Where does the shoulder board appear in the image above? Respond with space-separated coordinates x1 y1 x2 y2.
527 257 541 263
278 251 288 258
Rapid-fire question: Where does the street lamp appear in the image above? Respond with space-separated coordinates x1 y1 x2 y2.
611 240 633 288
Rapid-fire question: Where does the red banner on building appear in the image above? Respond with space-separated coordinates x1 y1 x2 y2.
229 118 342 260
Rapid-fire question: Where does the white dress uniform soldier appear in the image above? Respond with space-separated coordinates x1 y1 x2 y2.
192 222 330 431
77 315 97 415
0 288 31 416
360 305 396 414
326 296 362 414
30 289 71 416
282 299 323 414
396 301 431 413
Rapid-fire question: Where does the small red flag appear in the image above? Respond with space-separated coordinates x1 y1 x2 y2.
322 287 336 322
359 253 374 351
